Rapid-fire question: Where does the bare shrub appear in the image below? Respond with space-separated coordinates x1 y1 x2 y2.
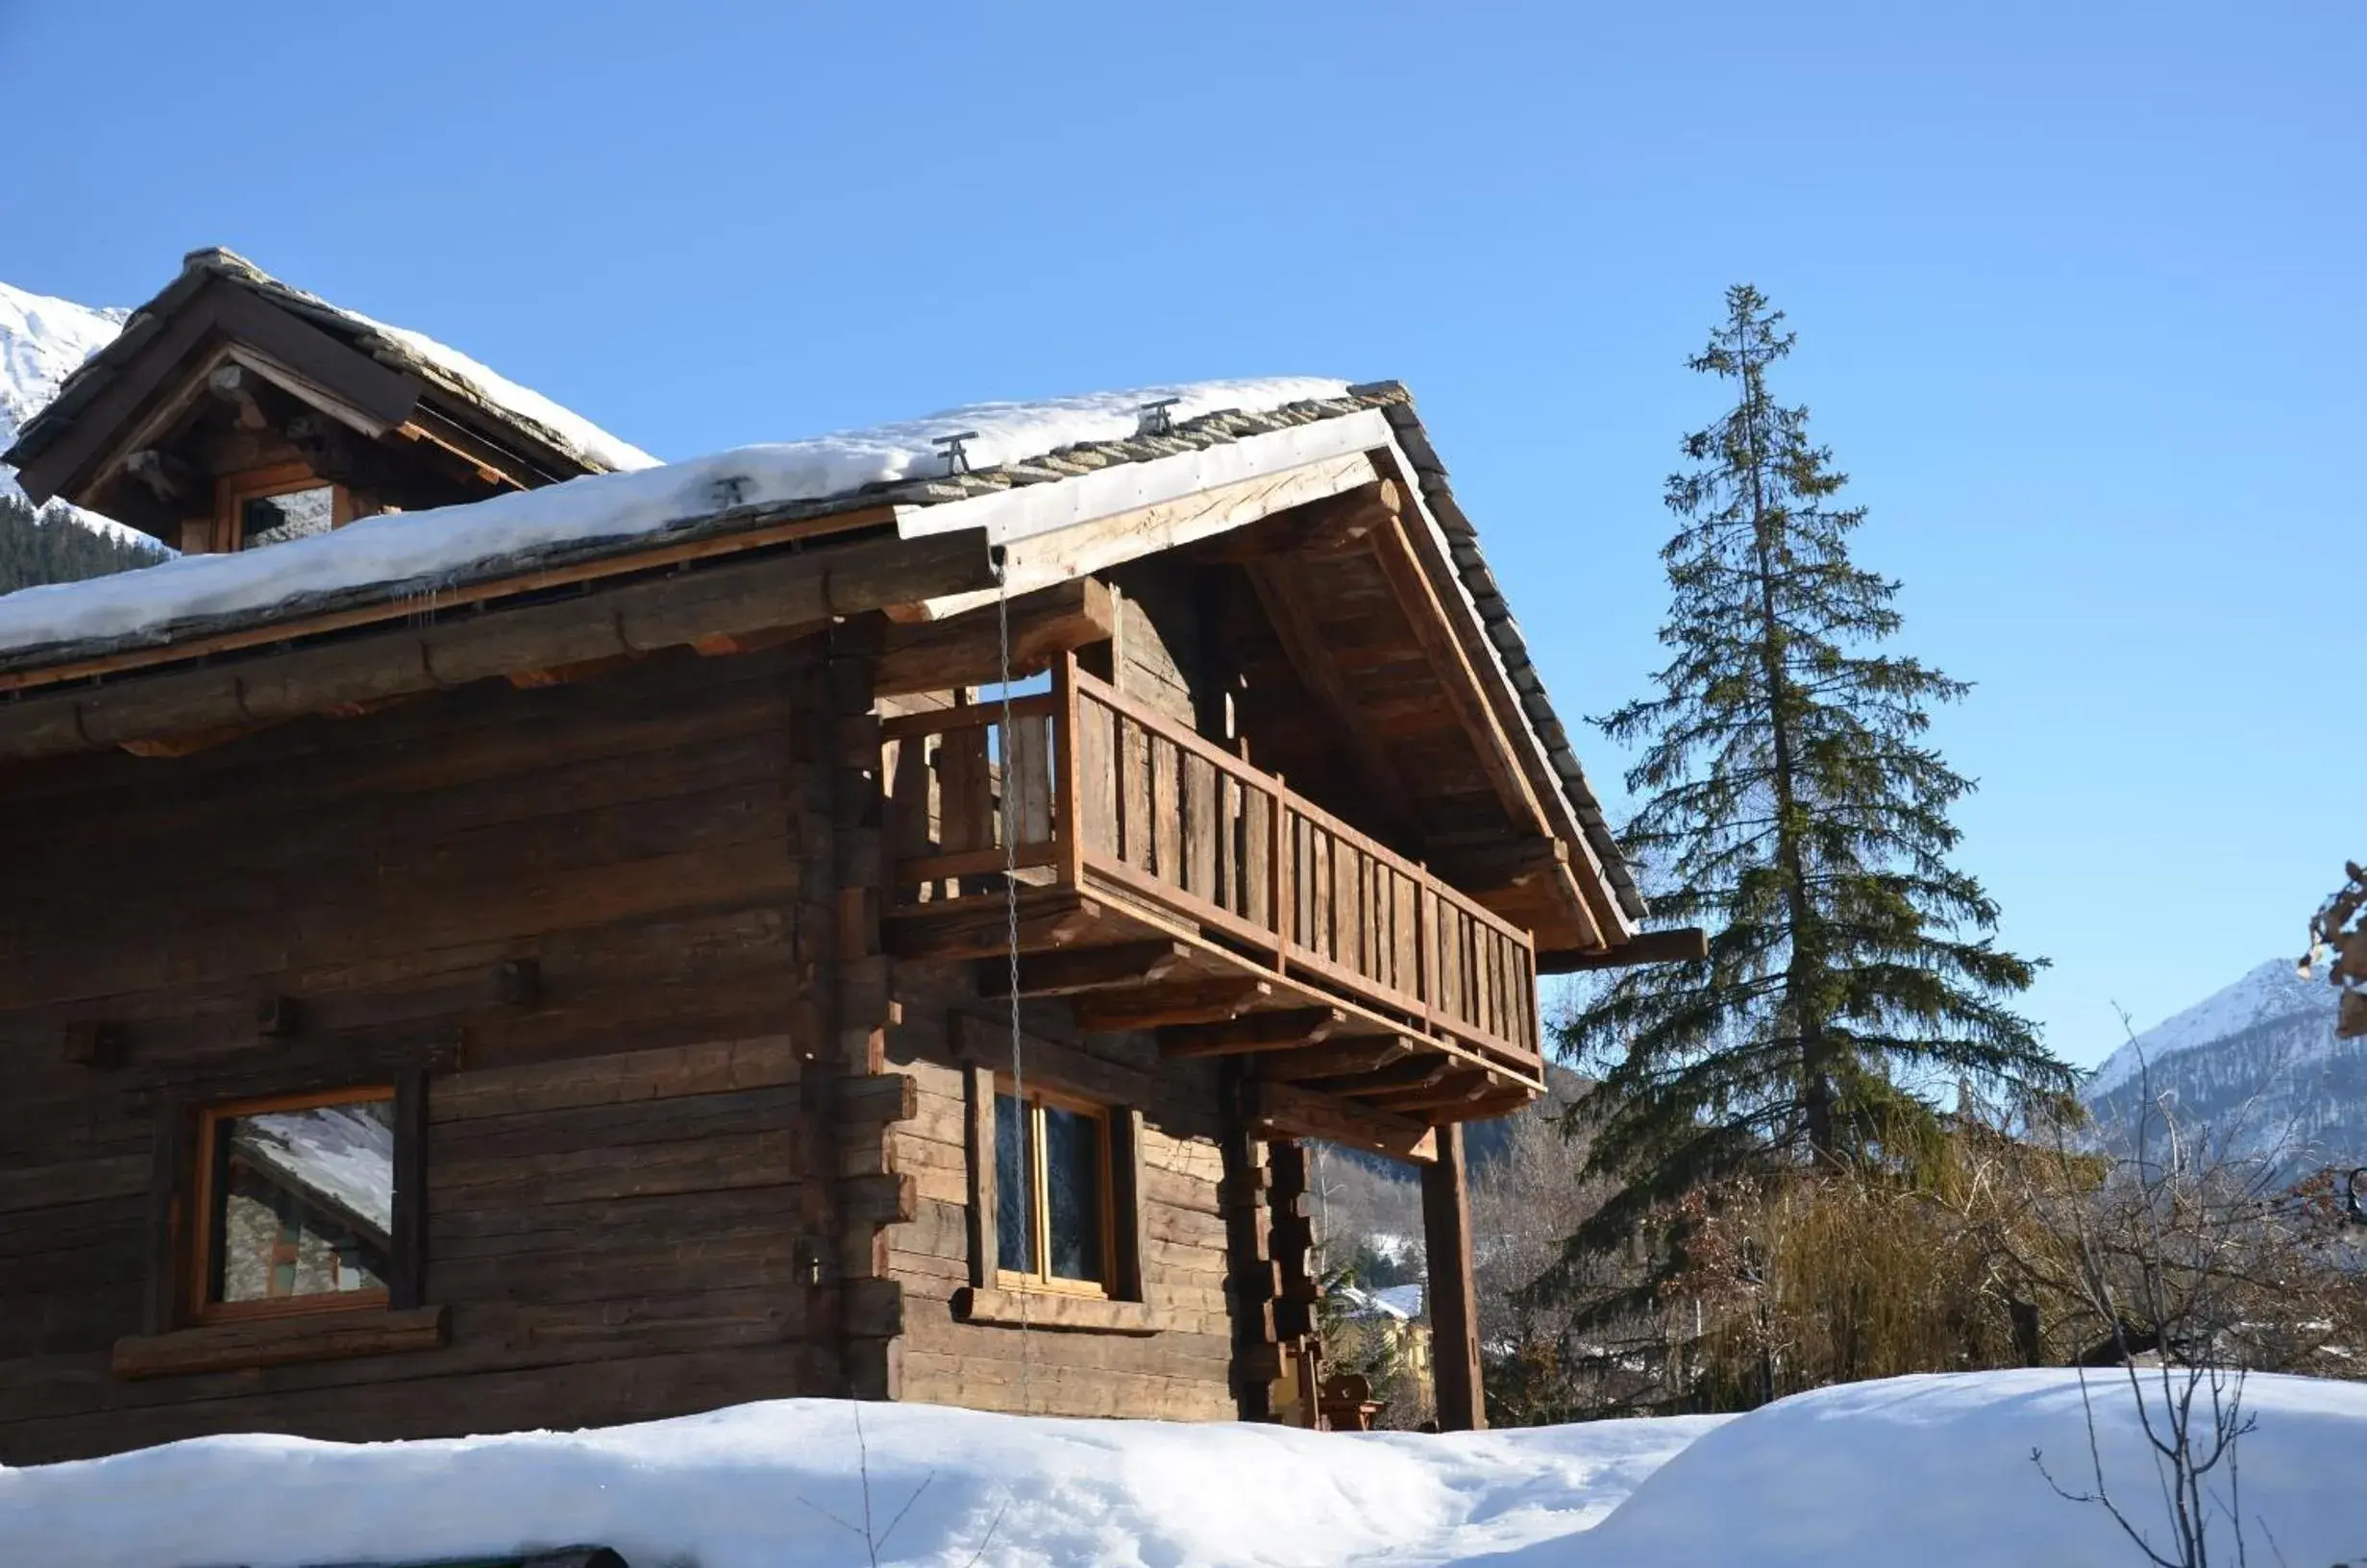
2018 1038 2366 1566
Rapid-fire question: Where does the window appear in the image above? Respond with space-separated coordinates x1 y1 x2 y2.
240 483 337 547
995 1082 1114 1295
201 463 351 553
190 1087 395 1322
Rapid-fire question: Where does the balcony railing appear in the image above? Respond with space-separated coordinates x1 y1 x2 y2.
881 659 1541 1076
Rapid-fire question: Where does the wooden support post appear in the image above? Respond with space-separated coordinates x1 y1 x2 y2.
1421 1122 1484 1432
1266 1139 1323 1428
1217 1061 1277 1422
826 631 903 1402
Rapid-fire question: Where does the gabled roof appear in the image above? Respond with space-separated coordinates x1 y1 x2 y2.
0 374 1645 930
3 248 654 503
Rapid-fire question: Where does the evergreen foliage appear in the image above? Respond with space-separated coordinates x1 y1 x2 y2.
1550 285 2071 1307
0 493 167 595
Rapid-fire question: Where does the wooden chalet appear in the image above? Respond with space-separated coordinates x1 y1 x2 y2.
0 249 1692 1464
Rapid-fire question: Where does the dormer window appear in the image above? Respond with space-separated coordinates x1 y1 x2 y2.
191 463 354 554
241 481 336 548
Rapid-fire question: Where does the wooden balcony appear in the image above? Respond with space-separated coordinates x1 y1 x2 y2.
880 658 1544 1156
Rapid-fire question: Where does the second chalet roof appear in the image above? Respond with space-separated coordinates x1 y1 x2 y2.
3 247 658 484
0 376 1645 921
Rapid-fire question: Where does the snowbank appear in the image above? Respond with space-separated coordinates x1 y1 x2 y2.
0 1400 1717 1568
0 377 1348 660
1575 1369 2367 1567
12 1371 2358 1566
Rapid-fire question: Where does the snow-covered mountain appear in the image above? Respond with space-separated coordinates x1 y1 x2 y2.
0 277 133 536
2083 958 2362 1170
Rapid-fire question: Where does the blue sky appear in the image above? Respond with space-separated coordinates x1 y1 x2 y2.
4 1 2357 1068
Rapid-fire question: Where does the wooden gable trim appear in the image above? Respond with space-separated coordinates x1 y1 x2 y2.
18 278 424 507
1365 445 1636 951
1363 503 1553 839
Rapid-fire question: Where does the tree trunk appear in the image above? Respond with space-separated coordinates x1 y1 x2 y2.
1734 331 1832 1161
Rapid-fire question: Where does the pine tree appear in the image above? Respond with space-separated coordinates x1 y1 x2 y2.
1555 285 2070 1282
0 493 168 595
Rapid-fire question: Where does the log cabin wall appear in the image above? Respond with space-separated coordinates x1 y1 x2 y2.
1100 562 1208 732
876 975 1245 1421
872 675 1252 1423
0 643 854 1464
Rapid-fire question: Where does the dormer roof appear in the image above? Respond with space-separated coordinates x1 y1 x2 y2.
2 248 653 538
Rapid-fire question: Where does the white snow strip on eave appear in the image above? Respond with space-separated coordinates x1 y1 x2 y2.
363 318 662 475
0 378 1350 659
898 407 1392 611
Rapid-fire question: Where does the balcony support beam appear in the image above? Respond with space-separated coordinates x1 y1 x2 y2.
980 939 1192 999
1159 1006 1346 1060
1256 1038 1414 1083
1073 977 1275 1033
1247 1078 1437 1164
874 576 1116 698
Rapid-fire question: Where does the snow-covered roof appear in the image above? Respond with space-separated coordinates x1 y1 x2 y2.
1332 1282 1425 1322
7 248 654 481
0 377 1348 662
0 372 1645 924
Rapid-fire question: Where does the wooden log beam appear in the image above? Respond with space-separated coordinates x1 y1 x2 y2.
1196 479 1401 564
1257 1037 1412 1083
978 939 1192 999
1248 1078 1437 1164
1363 1067 1500 1115
1297 1054 1454 1099
1430 835 1570 900
1422 1123 1485 1431
0 525 997 761
951 1286 1181 1335
1545 924 1711 972
874 576 1116 697
1159 1006 1346 1059
1365 509 1551 839
111 1305 449 1380
1072 977 1274 1033
882 893 1107 962
122 448 195 504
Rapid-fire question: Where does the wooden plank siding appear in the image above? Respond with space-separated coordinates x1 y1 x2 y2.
0 647 841 1464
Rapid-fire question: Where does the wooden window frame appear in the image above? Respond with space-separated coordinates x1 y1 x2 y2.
186 1083 401 1327
199 462 352 554
992 1076 1122 1301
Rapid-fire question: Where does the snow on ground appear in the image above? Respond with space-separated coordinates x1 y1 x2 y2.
0 377 1350 659
1575 1369 2367 1567
9 1370 2359 1567
0 1400 1719 1568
